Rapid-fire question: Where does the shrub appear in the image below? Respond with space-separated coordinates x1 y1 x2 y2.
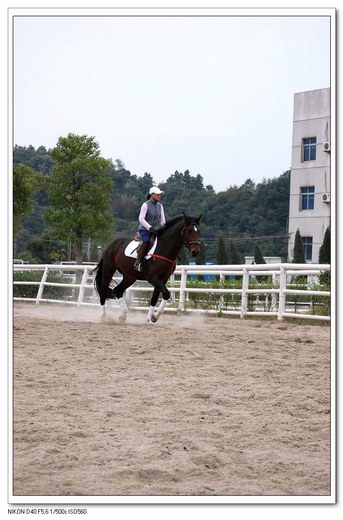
13 271 73 299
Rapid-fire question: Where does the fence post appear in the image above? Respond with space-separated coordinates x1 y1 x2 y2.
178 268 187 312
218 273 225 312
77 266 89 306
278 266 287 320
271 273 277 311
240 267 249 318
36 266 49 304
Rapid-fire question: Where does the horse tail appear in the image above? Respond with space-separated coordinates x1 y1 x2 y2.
92 254 117 301
92 259 103 296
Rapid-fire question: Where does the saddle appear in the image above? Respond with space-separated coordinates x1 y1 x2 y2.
124 238 158 259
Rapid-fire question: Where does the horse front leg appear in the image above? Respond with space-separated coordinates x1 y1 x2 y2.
147 279 171 323
99 266 116 319
147 286 160 323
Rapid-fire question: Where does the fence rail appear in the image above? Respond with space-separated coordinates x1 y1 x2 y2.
13 263 331 321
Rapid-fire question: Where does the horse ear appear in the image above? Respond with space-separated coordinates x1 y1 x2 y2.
197 214 202 223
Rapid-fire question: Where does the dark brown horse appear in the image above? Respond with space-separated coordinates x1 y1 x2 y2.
93 213 201 322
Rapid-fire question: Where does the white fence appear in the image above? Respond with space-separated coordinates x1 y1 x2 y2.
13 263 331 321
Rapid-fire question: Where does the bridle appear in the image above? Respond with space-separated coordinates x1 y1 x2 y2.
184 238 201 252
181 222 201 251
158 222 201 251
151 220 200 273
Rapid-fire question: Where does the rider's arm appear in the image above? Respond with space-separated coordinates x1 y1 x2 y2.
160 205 166 226
138 203 151 231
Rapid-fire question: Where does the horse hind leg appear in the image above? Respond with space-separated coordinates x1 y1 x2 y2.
113 277 135 323
98 263 117 319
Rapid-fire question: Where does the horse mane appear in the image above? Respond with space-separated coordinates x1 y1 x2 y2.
155 215 183 236
156 214 199 237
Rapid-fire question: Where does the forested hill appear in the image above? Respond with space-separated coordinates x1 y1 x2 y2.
13 144 290 263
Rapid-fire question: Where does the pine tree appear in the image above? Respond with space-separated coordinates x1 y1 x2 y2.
196 240 207 281
196 240 207 266
253 242 270 283
292 229 306 263
319 227 330 264
228 239 241 264
319 227 330 286
253 242 266 264
216 234 229 264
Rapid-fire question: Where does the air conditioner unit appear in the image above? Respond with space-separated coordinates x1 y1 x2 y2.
323 142 331 152
322 193 331 203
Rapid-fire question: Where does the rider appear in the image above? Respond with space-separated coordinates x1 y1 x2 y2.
134 186 166 272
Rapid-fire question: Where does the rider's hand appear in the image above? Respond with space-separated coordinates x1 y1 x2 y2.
149 226 155 233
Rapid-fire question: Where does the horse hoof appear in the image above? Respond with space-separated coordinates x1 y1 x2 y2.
119 313 127 323
147 314 158 323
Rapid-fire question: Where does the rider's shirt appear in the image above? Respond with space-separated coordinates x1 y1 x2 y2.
138 199 166 231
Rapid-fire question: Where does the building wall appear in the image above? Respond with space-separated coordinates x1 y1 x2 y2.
288 88 331 263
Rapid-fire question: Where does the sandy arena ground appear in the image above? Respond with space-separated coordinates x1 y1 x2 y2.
12 302 331 499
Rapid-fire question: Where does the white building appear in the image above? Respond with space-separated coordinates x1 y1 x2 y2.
288 88 331 263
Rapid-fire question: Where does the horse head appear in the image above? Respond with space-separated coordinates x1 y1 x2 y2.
182 213 202 257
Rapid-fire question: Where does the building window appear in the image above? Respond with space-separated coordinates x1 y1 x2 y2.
302 137 317 161
301 186 315 210
302 236 313 261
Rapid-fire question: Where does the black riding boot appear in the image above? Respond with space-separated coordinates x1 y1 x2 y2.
134 242 149 272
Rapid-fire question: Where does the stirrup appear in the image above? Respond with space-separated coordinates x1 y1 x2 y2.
134 263 143 272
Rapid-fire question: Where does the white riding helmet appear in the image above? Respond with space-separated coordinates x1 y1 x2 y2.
149 187 164 195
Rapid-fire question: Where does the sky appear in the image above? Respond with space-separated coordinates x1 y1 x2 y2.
13 11 331 192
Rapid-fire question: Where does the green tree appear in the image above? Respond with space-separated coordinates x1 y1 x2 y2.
13 143 292 263
159 170 208 217
253 242 270 282
45 134 113 265
292 228 306 263
202 170 290 260
228 239 241 264
196 240 207 265
216 234 229 264
26 232 68 264
253 242 266 264
13 164 39 238
13 144 55 174
319 227 330 285
13 146 53 254
319 227 330 264
195 240 207 281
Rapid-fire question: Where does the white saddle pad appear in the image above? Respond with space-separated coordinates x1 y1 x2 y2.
124 239 158 259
